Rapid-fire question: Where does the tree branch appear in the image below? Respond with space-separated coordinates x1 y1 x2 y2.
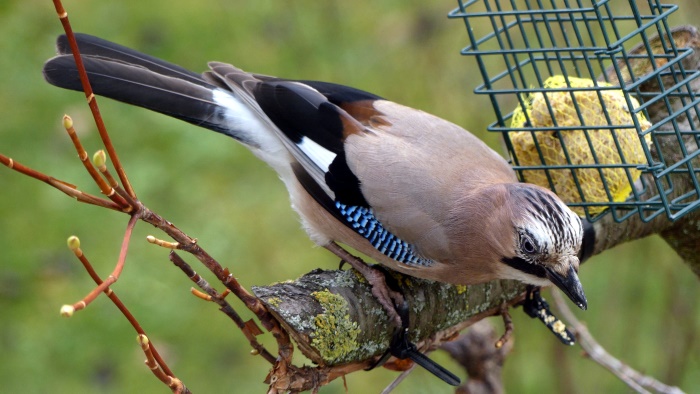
253 270 525 368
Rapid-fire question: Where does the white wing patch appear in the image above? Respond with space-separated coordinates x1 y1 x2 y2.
298 137 337 173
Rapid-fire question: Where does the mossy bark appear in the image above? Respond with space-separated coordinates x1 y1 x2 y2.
253 270 525 365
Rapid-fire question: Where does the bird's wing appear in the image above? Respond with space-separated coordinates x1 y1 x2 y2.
205 63 372 206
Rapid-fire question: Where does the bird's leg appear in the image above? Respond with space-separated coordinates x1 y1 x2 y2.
522 285 576 345
324 242 403 326
366 294 461 386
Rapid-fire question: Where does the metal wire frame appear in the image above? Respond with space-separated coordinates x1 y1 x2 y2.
450 0 700 222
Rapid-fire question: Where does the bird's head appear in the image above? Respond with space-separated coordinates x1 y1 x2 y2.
500 183 587 310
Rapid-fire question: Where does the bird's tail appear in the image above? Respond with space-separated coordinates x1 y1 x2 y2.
42 34 265 144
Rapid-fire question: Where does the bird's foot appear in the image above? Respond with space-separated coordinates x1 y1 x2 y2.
326 242 403 326
367 296 461 386
522 285 576 345
324 242 460 385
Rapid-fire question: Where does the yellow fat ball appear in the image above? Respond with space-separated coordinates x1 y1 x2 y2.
510 75 652 216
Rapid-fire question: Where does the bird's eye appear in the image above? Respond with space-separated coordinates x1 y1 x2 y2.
521 237 536 254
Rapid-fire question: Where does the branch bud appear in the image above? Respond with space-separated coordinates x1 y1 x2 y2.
190 288 212 301
67 235 80 251
137 334 150 347
146 235 179 249
62 115 73 130
93 150 107 168
60 305 75 317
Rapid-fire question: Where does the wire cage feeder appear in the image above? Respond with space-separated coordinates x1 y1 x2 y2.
450 0 700 223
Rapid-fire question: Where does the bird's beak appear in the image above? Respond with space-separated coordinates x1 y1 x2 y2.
545 265 587 310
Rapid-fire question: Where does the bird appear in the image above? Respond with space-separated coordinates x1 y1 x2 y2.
42 34 588 324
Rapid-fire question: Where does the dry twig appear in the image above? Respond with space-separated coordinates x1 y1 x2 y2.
441 320 513 394
551 291 685 394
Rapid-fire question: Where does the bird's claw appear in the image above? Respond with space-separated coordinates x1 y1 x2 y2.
522 285 576 345
366 283 461 386
363 265 404 327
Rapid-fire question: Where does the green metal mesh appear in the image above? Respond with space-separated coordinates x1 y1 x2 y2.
450 1 700 222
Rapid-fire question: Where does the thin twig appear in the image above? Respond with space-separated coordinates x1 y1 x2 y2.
138 207 295 368
169 251 277 364
60 214 137 315
65 235 176 377
0 153 122 211
63 115 130 209
51 0 135 198
138 334 191 394
551 291 685 394
380 363 417 394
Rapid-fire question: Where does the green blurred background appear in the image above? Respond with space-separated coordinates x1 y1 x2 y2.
1 0 699 392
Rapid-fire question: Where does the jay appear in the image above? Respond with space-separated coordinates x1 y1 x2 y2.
43 33 587 335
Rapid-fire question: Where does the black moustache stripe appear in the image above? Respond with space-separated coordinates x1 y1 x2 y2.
501 256 547 279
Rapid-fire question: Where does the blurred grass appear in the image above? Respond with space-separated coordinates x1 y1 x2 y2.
0 0 698 392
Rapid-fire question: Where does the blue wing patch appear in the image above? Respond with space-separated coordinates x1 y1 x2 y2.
335 202 434 267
